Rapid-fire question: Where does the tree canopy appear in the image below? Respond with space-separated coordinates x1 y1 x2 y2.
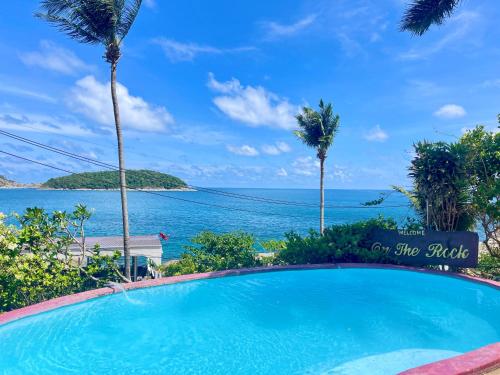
42 170 188 190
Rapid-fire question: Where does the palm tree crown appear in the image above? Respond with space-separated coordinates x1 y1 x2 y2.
36 0 142 62
401 0 461 36
295 100 340 160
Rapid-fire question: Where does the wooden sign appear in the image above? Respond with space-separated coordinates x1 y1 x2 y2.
368 229 479 267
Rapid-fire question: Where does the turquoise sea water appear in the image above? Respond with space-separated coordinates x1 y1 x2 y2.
0 268 499 374
0 188 412 259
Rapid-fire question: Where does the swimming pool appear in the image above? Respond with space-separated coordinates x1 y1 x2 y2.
0 267 499 374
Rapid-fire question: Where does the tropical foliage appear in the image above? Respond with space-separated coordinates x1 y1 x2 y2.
36 0 144 279
459 125 500 256
276 217 399 265
401 0 461 35
475 253 500 281
389 124 498 259
161 218 401 276
402 141 473 232
161 231 262 276
0 206 123 313
295 100 340 234
43 170 187 190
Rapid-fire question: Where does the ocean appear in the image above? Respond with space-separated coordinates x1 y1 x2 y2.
1 188 413 260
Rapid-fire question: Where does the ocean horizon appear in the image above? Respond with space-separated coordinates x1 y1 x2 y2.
2 188 413 260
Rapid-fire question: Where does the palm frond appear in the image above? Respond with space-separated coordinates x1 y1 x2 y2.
401 0 461 36
35 13 102 44
392 185 421 209
117 0 142 42
36 0 142 47
294 100 340 155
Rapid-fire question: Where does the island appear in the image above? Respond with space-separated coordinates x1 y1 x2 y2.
42 170 190 191
0 175 38 188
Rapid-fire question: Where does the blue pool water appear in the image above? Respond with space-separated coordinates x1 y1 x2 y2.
0 188 413 259
0 269 499 374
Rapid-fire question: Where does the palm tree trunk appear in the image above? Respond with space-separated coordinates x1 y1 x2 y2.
319 157 325 235
110 61 131 281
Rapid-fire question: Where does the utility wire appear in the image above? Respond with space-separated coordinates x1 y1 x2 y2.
0 150 322 220
0 129 410 209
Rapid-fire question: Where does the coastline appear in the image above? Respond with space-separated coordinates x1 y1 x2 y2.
0 186 195 192
39 187 196 192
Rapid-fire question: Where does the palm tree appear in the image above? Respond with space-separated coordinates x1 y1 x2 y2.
295 100 340 235
401 0 461 35
36 0 144 281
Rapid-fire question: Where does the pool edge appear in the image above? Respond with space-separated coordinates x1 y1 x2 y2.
398 342 500 375
1 263 499 374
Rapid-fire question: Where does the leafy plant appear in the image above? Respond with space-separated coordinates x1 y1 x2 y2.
398 141 473 231
161 232 262 276
0 206 123 312
459 125 500 257
474 253 500 281
276 217 399 265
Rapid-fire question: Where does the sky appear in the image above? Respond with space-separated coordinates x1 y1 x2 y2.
0 0 499 188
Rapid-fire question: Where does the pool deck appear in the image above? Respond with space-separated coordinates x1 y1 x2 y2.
1 263 499 374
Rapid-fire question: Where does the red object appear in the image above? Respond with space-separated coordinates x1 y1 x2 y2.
159 232 170 241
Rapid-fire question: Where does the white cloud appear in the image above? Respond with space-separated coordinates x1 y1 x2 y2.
226 144 259 157
277 167 288 177
155 162 265 181
332 164 352 183
68 75 174 132
263 14 316 39
434 104 466 119
0 83 57 103
292 156 320 176
407 80 444 97
20 40 90 75
153 38 255 62
336 32 364 57
399 11 480 61
364 125 388 142
208 73 299 130
0 112 94 137
261 141 291 155
482 79 500 88
171 125 232 146
144 0 156 8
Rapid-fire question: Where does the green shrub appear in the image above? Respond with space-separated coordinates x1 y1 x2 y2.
276 217 399 265
161 231 262 276
0 206 122 313
475 253 500 281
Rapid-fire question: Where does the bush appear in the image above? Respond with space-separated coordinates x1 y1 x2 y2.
276 217 399 265
0 206 123 313
161 231 262 276
162 218 408 276
474 253 500 281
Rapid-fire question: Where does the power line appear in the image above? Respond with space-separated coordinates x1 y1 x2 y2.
0 150 73 174
0 150 319 220
0 129 410 209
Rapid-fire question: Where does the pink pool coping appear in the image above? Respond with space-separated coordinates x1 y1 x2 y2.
1 263 499 374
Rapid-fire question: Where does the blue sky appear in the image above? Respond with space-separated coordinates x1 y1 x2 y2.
0 0 499 188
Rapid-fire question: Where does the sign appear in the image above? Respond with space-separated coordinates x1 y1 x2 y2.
368 229 479 267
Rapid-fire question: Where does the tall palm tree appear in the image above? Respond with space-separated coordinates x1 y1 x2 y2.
295 100 340 235
401 0 461 35
36 0 144 280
